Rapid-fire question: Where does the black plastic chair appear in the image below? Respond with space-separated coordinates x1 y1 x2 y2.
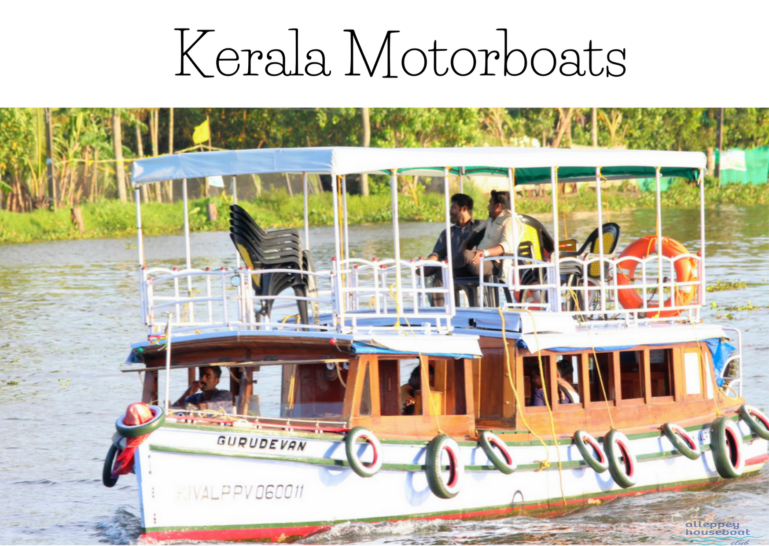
559 223 621 314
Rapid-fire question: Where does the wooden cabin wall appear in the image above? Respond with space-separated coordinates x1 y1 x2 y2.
505 341 741 440
378 360 400 416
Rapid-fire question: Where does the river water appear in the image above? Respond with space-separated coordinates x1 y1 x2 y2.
1 206 767 545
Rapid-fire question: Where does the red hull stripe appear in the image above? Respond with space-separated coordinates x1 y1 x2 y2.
141 477 732 543
745 453 769 466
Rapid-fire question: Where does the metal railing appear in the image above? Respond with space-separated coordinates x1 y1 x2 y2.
478 252 704 323
141 266 336 337
334 258 455 334
140 259 456 337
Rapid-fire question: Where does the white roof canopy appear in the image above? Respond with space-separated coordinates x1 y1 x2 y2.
131 147 706 186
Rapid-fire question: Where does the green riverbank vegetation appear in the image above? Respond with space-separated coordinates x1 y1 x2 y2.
2 178 767 245
3 108 769 211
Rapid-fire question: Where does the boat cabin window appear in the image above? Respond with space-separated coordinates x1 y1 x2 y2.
619 351 644 401
555 354 581 405
589 352 614 402
523 356 552 407
377 357 467 416
279 363 350 419
649 349 674 397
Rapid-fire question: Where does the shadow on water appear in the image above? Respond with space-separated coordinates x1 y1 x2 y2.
0 207 767 544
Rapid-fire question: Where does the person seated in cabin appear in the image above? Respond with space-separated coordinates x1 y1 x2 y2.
400 365 435 415
454 190 524 280
173 365 232 412
529 369 546 407
556 360 580 404
423 193 482 306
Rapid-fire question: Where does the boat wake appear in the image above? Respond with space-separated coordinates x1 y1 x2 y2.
95 505 142 545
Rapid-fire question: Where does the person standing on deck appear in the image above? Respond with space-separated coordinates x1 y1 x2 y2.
455 190 524 280
423 193 481 306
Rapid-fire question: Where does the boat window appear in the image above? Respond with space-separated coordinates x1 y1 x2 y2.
589 352 614 402
276 363 347 419
555 354 581 405
683 348 703 396
619 351 644 400
649 349 674 397
523 356 552 407
387 357 466 416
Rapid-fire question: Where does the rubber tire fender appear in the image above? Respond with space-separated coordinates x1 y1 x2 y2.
574 430 609 473
103 444 120 488
604 429 638 489
344 427 383 478
115 405 165 439
662 423 701 460
710 417 745 479
425 434 464 499
739 404 769 441
478 431 516 475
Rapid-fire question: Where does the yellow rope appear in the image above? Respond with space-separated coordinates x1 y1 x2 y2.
685 310 723 416
497 309 565 505
286 365 297 410
518 308 567 504
420 354 445 435
567 290 615 429
334 362 347 388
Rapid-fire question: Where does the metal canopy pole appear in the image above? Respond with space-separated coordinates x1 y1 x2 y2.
459 167 464 193
596 168 606 311
182 178 194 321
508 168 517 287
331 173 341 261
303 172 310 251
551 168 561 312
342 175 350 263
232 175 241 268
135 187 145 267
390 170 403 314
655 167 663 312
699 168 706 312
444 167 455 313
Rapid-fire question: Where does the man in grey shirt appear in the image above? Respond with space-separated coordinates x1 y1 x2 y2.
424 194 481 306
173 365 232 411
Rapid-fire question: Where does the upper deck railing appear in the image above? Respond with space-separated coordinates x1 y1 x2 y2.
479 251 704 324
140 258 456 337
140 246 705 339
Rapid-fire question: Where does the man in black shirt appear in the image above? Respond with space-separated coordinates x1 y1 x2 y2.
423 193 481 306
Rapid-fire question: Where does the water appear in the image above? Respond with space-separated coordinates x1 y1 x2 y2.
1 206 767 545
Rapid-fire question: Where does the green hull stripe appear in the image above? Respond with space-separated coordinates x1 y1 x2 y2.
149 433 759 472
143 474 733 534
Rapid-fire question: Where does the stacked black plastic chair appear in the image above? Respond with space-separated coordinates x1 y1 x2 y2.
229 204 317 325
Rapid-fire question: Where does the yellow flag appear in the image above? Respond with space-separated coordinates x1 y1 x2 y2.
192 119 210 145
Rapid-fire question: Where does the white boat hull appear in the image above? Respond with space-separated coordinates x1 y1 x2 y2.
134 419 768 542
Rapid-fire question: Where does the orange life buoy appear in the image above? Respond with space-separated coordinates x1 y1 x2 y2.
615 236 697 318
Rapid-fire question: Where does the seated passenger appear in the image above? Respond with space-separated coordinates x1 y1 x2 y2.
529 369 546 406
173 365 232 412
455 190 524 280
423 193 481 306
557 360 580 404
400 365 435 415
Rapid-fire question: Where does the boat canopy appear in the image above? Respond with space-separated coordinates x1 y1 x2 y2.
131 147 706 186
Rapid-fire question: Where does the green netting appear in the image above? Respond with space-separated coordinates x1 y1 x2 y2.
442 166 699 184
716 146 769 185
637 177 675 192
